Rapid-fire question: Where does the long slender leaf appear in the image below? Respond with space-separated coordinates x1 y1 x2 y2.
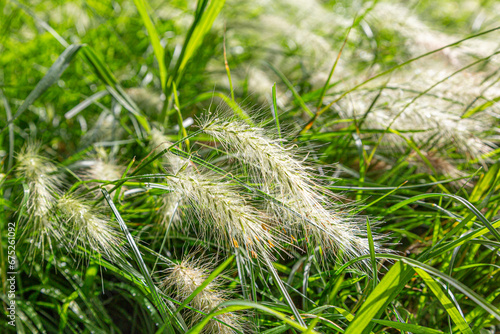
133 0 168 90
413 268 472 334
101 188 175 332
2 44 82 133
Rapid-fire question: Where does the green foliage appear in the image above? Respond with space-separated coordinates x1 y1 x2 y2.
1 0 500 333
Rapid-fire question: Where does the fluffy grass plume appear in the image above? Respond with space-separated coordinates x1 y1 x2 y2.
200 114 381 261
163 150 285 261
56 195 125 261
161 257 243 333
15 143 63 257
79 148 125 195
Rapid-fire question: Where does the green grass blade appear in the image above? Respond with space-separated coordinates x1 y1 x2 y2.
174 0 225 86
185 300 317 334
413 268 472 334
100 188 174 332
344 260 412 334
264 255 306 327
64 90 109 119
469 162 500 204
352 180 407 215
366 218 378 291
387 193 500 242
223 33 235 102
462 95 500 118
133 0 168 90
2 44 82 132
344 253 500 333
172 82 189 151
266 62 314 117
371 319 444 334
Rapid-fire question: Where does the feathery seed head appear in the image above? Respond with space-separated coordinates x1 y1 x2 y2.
164 151 283 261
82 161 123 183
80 148 124 194
337 67 498 162
161 258 242 333
57 195 124 261
149 137 191 228
16 143 63 257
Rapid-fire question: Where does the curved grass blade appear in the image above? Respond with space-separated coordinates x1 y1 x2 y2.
175 0 225 84
366 218 378 291
133 0 168 90
413 267 472 334
266 62 314 117
462 95 500 118
343 254 500 334
344 260 411 334
1 44 82 133
185 300 319 334
371 319 444 334
64 90 109 119
101 188 174 332
386 193 500 242
264 255 306 327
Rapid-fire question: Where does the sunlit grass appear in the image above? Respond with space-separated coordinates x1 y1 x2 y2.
1 0 499 333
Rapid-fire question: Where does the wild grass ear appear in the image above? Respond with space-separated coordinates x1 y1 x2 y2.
56 194 125 262
199 115 381 264
163 153 286 262
78 148 125 196
161 256 243 333
16 143 64 258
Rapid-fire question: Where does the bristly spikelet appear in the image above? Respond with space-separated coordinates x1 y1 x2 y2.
150 130 186 227
150 127 171 152
200 114 380 262
16 143 63 257
164 150 283 261
57 195 124 261
80 148 124 195
336 66 499 163
368 3 499 66
161 258 243 333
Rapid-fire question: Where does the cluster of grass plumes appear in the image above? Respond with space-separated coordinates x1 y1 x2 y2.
200 114 381 261
14 144 125 263
329 61 500 183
